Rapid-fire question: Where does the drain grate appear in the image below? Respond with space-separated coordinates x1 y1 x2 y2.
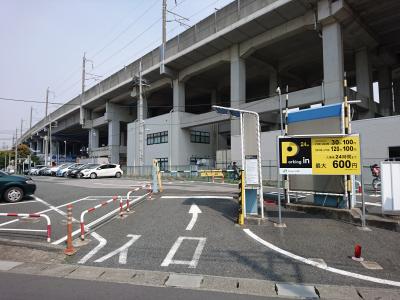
275 283 319 299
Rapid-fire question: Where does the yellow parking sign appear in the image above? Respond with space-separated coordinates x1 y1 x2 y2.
311 135 360 175
279 135 361 175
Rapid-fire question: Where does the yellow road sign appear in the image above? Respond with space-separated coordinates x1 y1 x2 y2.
279 135 361 175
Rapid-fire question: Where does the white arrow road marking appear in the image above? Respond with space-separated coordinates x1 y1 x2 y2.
161 236 206 268
186 204 202 231
78 232 107 264
94 234 141 264
244 229 400 287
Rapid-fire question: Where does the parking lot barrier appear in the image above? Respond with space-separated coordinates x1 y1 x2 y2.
80 195 119 240
0 213 51 242
146 184 153 200
126 187 142 212
64 205 76 255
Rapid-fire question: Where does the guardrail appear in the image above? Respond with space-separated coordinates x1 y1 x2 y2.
0 213 51 242
80 196 119 240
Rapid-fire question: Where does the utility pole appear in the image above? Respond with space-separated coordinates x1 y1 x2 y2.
14 128 18 173
44 88 50 166
138 61 144 166
80 52 86 125
161 0 167 70
30 107 33 129
45 87 49 118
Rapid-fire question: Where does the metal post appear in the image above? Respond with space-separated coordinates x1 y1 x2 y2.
138 61 144 167
343 72 352 209
80 52 86 125
276 137 282 225
239 112 246 220
30 107 33 129
256 113 264 219
45 87 49 119
49 119 52 166
359 134 367 228
14 128 18 173
284 85 290 204
64 140 67 162
161 0 167 70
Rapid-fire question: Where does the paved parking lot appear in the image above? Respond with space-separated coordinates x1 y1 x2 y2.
1 176 400 291
0 176 149 243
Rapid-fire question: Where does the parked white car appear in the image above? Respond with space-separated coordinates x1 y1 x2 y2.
56 163 79 177
80 164 123 179
49 163 70 176
29 165 46 176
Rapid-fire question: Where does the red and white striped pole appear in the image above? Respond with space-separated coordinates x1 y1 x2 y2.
64 205 76 255
0 213 51 242
80 196 119 240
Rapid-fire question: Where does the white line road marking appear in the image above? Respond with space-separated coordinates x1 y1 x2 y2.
186 204 202 231
161 196 233 199
0 197 89 228
0 200 37 206
52 194 148 245
161 237 206 268
94 234 141 264
92 183 145 187
78 232 107 264
33 196 79 222
243 229 400 287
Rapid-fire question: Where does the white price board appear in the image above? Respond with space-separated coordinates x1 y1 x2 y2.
245 155 259 185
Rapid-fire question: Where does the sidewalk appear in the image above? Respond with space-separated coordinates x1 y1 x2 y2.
0 244 399 299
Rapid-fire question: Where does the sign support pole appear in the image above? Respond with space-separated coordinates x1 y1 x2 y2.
276 136 283 226
359 134 368 229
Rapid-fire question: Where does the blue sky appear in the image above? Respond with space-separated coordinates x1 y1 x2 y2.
0 0 233 149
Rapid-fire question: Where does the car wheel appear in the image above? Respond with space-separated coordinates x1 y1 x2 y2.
63 172 68 178
77 173 82 179
90 173 97 179
115 172 121 178
4 187 24 203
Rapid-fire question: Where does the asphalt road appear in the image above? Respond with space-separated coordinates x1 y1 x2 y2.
0 272 275 300
1 176 400 290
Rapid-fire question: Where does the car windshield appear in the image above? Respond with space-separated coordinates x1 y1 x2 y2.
79 164 95 170
86 164 100 169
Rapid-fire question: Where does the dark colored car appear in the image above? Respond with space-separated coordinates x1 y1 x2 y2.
0 171 36 202
67 164 96 178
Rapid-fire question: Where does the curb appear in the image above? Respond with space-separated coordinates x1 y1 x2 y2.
1 261 400 299
285 203 400 232
0 237 64 252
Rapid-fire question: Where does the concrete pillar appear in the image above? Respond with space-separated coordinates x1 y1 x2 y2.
211 90 217 106
88 128 99 150
355 48 374 118
108 120 120 164
378 66 393 116
394 80 400 114
42 139 46 154
322 21 344 104
269 69 278 96
173 79 185 112
230 44 246 135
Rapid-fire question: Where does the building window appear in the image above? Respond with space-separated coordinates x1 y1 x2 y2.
147 131 168 145
190 131 210 144
157 158 168 171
